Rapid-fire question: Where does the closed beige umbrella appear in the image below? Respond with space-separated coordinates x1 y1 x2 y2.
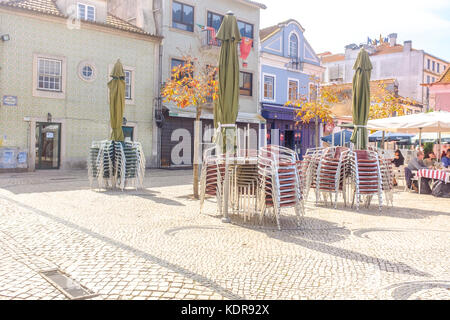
108 59 125 142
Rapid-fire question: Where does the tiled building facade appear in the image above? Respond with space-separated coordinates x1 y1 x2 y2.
0 0 160 170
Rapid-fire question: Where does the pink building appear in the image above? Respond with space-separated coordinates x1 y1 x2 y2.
426 67 450 112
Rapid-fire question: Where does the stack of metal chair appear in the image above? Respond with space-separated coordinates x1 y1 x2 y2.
347 149 383 211
199 146 226 215
88 140 115 189
229 159 259 222
315 147 350 208
301 147 325 202
378 155 395 208
88 140 145 190
116 141 146 190
257 145 304 230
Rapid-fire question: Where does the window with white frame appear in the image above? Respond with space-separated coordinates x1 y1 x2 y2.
289 34 299 59
288 80 298 101
124 70 132 100
37 58 62 91
172 1 194 32
264 75 275 100
78 3 95 22
309 83 318 102
239 71 253 96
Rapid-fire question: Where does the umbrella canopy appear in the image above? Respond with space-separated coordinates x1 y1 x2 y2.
411 132 450 143
108 59 126 142
367 111 450 133
350 49 372 149
214 12 241 129
321 130 353 146
369 131 414 142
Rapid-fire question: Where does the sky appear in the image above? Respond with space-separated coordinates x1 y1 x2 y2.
260 0 450 61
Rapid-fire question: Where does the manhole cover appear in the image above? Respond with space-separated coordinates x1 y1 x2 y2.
40 269 97 300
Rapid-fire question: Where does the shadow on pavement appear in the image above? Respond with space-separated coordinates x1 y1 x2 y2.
206 214 431 278
0 169 193 195
100 189 185 207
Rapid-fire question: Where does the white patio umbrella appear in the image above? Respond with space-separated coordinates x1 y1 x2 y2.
367 111 450 133
367 111 450 157
411 132 450 143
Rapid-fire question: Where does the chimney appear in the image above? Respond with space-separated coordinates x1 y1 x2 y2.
403 40 412 52
388 33 397 47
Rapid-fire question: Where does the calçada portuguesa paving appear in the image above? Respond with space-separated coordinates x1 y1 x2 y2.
0 169 449 300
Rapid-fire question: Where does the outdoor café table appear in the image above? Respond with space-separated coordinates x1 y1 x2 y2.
417 169 450 194
417 169 450 183
217 156 258 222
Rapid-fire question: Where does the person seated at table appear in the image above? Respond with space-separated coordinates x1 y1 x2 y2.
423 151 437 167
391 150 405 186
442 149 450 168
405 151 431 192
392 150 405 167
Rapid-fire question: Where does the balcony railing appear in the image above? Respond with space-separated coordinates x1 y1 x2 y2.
201 28 221 48
287 57 303 71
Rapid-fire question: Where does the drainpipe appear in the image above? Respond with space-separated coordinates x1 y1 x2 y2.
153 0 163 168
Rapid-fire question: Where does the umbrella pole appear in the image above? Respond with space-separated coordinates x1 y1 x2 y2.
419 128 422 151
332 130 335 147
222 158 231 223
382 131 385 150
438 132 442 161
222 126 233 224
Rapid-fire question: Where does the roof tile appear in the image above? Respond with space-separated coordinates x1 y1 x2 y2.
2 0 154 37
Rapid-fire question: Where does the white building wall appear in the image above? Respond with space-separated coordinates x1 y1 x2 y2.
324 44 425 103
159 0 262 116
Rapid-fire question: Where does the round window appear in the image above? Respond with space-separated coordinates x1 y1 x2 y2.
78 61 96 82
82 66 93 79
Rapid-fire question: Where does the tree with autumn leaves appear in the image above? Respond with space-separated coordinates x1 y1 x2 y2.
287 79 420 148
161 56 218 198
369 82 418 120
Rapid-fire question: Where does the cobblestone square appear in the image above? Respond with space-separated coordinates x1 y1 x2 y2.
0 169 449 300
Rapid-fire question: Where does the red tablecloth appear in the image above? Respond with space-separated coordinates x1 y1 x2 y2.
417 169 450 183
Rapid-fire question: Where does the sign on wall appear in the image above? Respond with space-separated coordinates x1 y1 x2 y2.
2 95 18 106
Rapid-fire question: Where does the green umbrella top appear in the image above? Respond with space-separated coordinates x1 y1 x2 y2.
110 60 125 80
216 13 241 43
108 59 126 142
350 49 373 150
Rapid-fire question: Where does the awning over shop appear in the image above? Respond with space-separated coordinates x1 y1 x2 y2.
163 105 265 124
261 103 301 121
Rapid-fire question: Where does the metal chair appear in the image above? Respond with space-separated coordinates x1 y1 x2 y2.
199 147 226 215
257 145 304 230
315 147 350 208
348 149 383 211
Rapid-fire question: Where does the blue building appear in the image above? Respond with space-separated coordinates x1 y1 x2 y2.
260 19 324 157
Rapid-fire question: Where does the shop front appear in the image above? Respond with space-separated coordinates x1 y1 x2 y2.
160 106 263 168
261 103 317 159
